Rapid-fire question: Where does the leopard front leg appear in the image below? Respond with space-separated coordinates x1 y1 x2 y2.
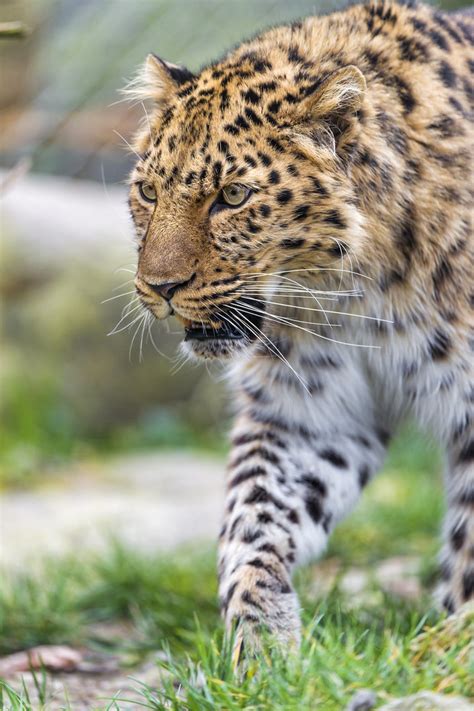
218 432 303 654
218 401 388 658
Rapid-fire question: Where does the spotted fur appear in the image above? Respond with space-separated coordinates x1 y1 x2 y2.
127 0 474 650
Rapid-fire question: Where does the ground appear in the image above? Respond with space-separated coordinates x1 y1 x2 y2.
1 432 473 709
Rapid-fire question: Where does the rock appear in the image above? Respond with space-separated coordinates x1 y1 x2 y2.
374 556 422 601
0 645 83 675
346 689 377 710
378 691 473 710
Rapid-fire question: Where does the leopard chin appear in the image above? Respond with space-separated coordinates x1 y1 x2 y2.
182 334 250 361
175 299 264 360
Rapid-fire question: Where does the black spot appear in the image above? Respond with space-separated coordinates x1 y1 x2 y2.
267 137 285 153
243 88 260 104
244 485 285 510
246 219 262 234
287 509 299 524
276 189 293 204
244 107 263 126
450 520 466 551
318 449 348 468
217 140 229 155
269 170 281 184
309 176 328 196
458 440 474 463
359 466 370 488
212 161 223 189
304 494 323 523
229 465 266 488
458 486 474 505
257 152 272 166
235 114 250 131
284 92 299 104
244 154 257 168
462 570 474 600
259 204 271 218
241 590 263 609
257 511 273 524
259 80 277 93
281 238 305 249
433 12 464 45
293 204 309 221
428 115 461 139
224 123 240 136
300 475 327 497
429 28 450 52
225 581 238 608
398 35 430 62
428 329 451 360
443 594 455 614
288 45 304 63
438 60 457 88
229 514 242 539
323 209 346 229
267 99 281 113
393 75 416 113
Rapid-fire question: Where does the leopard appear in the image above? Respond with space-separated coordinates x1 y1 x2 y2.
126 0 474 657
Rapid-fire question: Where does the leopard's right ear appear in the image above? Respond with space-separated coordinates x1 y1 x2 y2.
123 54 195 105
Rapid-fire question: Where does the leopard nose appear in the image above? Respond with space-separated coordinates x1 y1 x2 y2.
145 280 183 301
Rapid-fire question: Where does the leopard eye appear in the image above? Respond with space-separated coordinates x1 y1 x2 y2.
221 183 251 207
138 182 157 203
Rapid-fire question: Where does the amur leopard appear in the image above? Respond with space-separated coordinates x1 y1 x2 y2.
127 0 473 655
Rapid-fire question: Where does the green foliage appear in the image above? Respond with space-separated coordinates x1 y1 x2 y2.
0 241 228 488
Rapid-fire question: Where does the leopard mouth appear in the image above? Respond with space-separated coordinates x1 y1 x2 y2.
180 300 264 343
184 322 244 341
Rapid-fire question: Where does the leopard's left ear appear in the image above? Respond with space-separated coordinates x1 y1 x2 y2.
304 65 366 121
293 65 366 160
123 53 195 105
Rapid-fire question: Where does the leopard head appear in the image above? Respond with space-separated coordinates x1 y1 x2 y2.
128 47 367 359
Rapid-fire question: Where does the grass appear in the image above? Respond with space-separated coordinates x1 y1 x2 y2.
1 430 473 709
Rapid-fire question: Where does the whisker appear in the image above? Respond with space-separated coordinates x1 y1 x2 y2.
223 306 310 392
241 295 393 323
232 300 380 350
101 290 136 304
241 266 373 281
108 303 143 335
113 129 142 161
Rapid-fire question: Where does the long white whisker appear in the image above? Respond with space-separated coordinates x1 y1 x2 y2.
108 304 143 335
101 290 136 304
224 306 310 392
233 301 380 350
242 295 392 323
113 129 142 161
241 267 373 281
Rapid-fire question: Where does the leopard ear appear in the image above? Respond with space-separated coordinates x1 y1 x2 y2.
304 65 366 121
294 65 366 160
123 53 195 104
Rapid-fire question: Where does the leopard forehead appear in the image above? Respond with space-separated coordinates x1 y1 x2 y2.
135 83 292 196
130 38 349 198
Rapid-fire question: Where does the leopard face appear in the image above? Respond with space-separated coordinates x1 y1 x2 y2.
128 50 367 359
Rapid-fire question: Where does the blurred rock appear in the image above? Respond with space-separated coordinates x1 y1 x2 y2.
1 451 224 568
378 692 473 710
374 556 422 600
346 689 377 710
